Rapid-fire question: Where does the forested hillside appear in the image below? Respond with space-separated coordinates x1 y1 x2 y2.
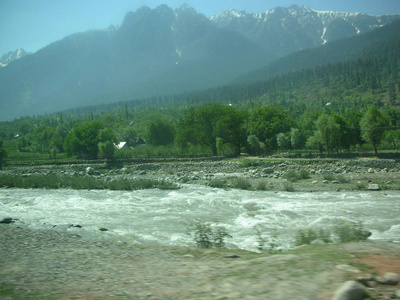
0 19 399 163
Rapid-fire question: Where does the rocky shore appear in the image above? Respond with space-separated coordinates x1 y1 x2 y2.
2 157 400 192
1 227 399 299
1 158 400 299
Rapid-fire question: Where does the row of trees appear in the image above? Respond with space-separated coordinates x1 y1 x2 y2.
52 103 398 160
1 100 398 162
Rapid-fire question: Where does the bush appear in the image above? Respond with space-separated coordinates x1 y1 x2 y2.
334 221 369 243
284 170 299 182
336 175 349 183
356 181 367 190
323 173 336 181
192 222 232 248
295 222 369 246
256 228 281 254
232 177 252 190
283 181 295 192
284 169 310 182
256 180 270 191
208 178 228 189
299 169 310 179
295 228 332 246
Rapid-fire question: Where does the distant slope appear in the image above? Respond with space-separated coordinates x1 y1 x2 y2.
237 19 400 83
65 23 399 121
0 5 268 121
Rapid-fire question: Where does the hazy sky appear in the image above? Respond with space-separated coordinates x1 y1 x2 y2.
1 0 400 55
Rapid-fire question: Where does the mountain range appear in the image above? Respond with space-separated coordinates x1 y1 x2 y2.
0 4 399 121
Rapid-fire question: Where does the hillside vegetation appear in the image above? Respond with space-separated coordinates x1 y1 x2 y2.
0 20 399 164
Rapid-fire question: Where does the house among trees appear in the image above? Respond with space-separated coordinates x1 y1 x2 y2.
115 138 146 150
115 142 129 150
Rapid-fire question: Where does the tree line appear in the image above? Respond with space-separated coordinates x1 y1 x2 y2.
1 102 398 164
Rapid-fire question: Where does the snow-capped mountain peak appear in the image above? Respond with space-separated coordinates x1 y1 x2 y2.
210 5 400 58
0 48 30 68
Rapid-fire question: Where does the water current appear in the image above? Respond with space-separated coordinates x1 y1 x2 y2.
1 186 399 251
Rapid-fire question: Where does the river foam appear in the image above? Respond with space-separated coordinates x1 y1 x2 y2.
1 186 399 251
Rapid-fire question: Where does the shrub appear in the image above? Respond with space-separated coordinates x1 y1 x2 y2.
256 180 270 191
156 179 179 190
299 169 310 179
284 170 299 182
256 228 281 254
232 177 252 190
356 181 367 190
323 173 336 181
284 169 310 182
283 181 295 192
240 160 261 168
208 178 228 189
334 221 369 243
295 228 332 246
336 175 349 183
192 222 232 248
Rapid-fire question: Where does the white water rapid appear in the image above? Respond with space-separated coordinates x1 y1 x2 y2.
1 186 399 251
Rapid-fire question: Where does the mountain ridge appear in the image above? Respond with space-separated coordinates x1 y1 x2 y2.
0 4 399 121
210 4 399 58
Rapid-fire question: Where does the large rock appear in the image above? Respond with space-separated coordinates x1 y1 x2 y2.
332 281 368 300
86 167 95 175
367 183 381 191
376 272 400 285
0 217 15 224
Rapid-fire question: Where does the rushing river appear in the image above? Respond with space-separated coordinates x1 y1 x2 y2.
1 186 399 251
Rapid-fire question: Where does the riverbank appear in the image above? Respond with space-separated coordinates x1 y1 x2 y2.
1 157 400 192
1 227 399 299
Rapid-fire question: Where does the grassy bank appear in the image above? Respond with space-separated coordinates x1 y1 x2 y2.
0 174 179 191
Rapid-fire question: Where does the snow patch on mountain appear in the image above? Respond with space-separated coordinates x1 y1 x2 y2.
210 5 400 52
321 27 328 44
0 49 30 68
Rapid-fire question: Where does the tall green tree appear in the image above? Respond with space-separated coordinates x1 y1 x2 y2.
360 105 389 156
176 103 244 156
215 110 246 156
247 106 294 152
98 128 117 160
64 121 104 159
276 133 291 151
290 128 305 150
147 119 175 146
315 113 341 154
0 137 7 170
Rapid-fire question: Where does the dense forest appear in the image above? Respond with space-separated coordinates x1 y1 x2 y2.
0 20 399 164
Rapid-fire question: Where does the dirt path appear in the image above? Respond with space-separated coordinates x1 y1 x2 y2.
1 227 399 299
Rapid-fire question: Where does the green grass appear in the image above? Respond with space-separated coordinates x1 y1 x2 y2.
0 284 57 300
3 139 69 164
0 174 179 191
294 222 369 246
283 169 310 182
